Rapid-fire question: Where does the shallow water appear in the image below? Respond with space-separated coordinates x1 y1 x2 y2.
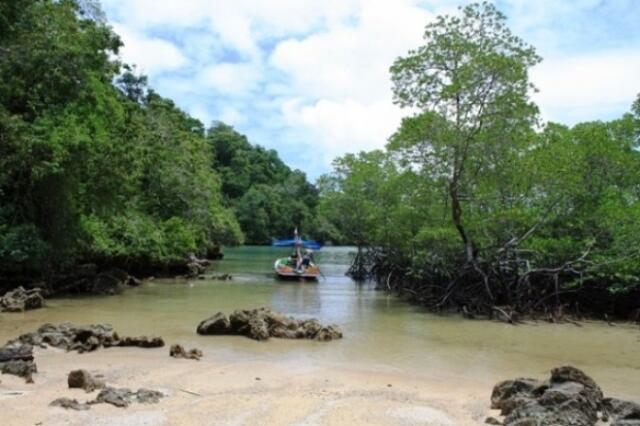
1 246 639 399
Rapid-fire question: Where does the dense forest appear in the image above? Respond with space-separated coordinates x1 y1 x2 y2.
0 0 315 287
318 3 640 319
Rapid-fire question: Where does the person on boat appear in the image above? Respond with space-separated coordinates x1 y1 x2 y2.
300 249 314 269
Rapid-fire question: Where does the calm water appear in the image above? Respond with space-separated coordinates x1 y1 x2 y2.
1 246 638 398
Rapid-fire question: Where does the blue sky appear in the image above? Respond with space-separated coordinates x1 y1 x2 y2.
101 0 640 180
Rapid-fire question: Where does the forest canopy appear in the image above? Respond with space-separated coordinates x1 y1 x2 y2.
318 3 640 319
0 0 314 281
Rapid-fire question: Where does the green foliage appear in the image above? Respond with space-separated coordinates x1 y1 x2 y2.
320 2 640 311
0 0 241 278
208 123 318 244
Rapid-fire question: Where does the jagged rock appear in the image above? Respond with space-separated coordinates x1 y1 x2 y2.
197 308 343 341
0 286 44 312
491 378 549 415
91 387 164 408
2 322 164 354
169 344 203 360
68 369 104 392
491 366 639 426
1 359 37 383
550 365 603 406
604 398 640 426
93 387 133 407
50 397 90 411
197 312 231 335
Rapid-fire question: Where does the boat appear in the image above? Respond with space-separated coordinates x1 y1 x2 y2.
272 230 323 280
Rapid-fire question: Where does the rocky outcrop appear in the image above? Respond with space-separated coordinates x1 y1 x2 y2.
0 286 44 312
186 253 211 278
490 366 640 426
2 322 164 354
169 344 203 360
68 369 105 392
197 308 343 341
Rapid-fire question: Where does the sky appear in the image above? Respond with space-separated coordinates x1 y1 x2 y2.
100 0 640 180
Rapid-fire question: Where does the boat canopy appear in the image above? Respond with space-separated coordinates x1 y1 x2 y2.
271 238 323 250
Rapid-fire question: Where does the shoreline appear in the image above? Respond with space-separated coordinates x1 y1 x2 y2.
1 346 493 426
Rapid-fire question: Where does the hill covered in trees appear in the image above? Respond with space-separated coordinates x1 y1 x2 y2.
0 0 315 286
208 123 318 244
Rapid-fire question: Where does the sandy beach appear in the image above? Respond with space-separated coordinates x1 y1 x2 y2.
0 345 495 426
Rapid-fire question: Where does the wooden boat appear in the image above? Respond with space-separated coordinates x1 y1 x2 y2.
273 257 320 280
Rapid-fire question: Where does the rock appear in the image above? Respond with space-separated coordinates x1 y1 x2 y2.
0 286 44 312
169 344 203 360
91 387 164 407
136 388 164 404
550 365 603 406
185 253 209 278
68 369 104 392
490 366 636 426
197 312 231 335
197 308 343 341
91 268 130 294
1 359 37 383
93 387 134 407
50 397 90 411
485 417 502 425
491 378 548 414
604 398 640 425
118 336 164 348
1 322 164 354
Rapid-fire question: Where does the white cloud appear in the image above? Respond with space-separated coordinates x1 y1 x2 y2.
101 0 640 178
112 24 187 75
198 62 261 96
532 49 640 123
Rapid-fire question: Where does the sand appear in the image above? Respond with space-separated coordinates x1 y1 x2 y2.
0 346 496 426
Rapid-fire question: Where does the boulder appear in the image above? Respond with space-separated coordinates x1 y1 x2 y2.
491 366 638 426
68 369 105 392
197 308 343 341
169 344 203 360
197 312 231 335
0 286 44 312
136 388 164 404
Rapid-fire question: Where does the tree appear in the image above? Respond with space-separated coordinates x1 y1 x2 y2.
390 2 540 266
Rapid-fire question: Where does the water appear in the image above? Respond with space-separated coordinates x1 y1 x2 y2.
1 246 639 398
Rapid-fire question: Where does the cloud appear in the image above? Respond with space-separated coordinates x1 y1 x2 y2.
111 24 187 75
198 62 262 96
101 0 640 179
532 49 640 123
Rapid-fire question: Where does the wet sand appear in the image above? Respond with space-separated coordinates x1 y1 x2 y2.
0 346 495 426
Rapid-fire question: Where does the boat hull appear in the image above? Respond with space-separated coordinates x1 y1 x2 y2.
274 258 320 280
